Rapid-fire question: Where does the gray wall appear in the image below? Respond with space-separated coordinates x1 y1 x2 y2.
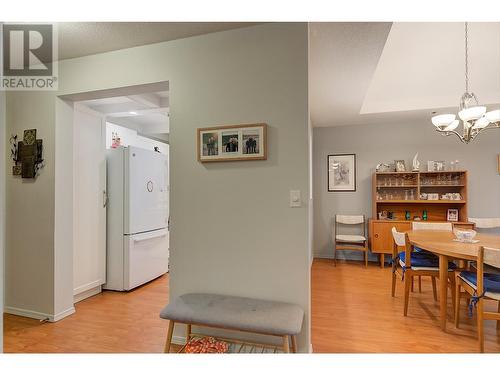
5 23 311 350
313 121 500 259
1 89 5 351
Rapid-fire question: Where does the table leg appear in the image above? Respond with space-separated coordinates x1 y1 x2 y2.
439 255 448 331
380 254 385 268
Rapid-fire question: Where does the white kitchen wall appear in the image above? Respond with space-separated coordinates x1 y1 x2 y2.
106 122 168 153
5 23 311 351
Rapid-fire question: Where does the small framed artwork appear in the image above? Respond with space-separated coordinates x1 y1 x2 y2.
328 154 356 192
394 160 406 172
197 123 267 162
447 208 459 222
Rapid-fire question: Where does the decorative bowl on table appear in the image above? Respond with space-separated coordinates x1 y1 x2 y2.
453 229 478 243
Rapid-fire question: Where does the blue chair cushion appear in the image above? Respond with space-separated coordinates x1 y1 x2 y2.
399 251 456 269
459 271 500 294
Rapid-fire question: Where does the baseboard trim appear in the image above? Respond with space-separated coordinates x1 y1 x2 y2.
5 305 76 322
74 279 104 296
53 306 76 322
74 285 102 303
4 306 51 321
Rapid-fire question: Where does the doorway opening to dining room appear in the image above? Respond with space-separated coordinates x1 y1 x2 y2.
309 22 500 352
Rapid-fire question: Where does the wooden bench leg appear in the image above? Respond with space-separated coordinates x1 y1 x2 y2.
282 335 290 353
164 320 175 353
290 335 297 353
186 324 192 344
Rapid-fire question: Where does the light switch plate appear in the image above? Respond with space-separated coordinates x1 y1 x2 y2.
290 190 301 208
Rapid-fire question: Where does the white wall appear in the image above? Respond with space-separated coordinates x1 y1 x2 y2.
313 121 500 259
5 23 311 350
106 122 168 153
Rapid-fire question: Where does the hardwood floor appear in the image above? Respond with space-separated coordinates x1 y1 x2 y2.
4 260 500 353
4 275 173 353
312 259 500 353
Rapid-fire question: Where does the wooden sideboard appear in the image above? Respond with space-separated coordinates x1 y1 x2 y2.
369 170 474 267
369 219 475 267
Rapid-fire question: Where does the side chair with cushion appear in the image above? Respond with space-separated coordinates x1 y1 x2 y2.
410 221 453 290
391 228 457 316
455 246 500 352
333 215 368 267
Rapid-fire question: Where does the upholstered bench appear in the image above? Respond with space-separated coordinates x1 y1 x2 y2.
160 293 304 353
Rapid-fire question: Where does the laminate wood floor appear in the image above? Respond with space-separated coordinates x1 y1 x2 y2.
4 260 500 353
312 259 500 353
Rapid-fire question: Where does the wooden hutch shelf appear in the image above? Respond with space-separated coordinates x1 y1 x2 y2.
369 170 473 267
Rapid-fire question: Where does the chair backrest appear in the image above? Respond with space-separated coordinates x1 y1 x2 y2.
391 227 406 247
469 218 500 229
484 247 500 269
412 222 452 231
336 215 364 225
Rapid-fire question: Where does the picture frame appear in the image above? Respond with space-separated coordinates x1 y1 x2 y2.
394 160 406 172
447 208 459 222
328 154 356 192
427 160 446 172
197 123 267 162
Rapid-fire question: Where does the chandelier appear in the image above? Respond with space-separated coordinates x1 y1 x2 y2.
431 22 500 144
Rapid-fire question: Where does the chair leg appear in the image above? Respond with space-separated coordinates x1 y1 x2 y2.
411 276 414 292
364 250 368 268
455 281 461 328
282 335 290 353
497 301 500 330
333 244 337 267
418 276 422 293
404 274 411 316
431 276 438 302
449 274 456 317
391 264 397 297
164 320 175 353
477 299 484 353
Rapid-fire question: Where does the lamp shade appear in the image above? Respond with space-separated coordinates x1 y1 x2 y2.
473 116 490 129
431 114 456 127
458 106 486 122
485 109 500 123
444 120 459 131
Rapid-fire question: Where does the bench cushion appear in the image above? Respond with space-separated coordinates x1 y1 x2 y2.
160 293 304 336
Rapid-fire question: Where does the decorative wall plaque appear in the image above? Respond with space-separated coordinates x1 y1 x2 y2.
10 129 44 179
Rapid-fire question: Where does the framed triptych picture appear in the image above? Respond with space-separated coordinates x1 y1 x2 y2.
197 123 267 162
328 154 356 192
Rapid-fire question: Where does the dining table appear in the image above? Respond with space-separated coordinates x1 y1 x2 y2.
406 229 500 332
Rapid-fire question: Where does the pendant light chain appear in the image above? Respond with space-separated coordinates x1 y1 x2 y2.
465 22 469 93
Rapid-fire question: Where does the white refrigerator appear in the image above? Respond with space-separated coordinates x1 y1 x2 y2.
105 145 169 291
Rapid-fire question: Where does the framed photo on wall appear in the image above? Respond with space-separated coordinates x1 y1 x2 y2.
328 154 356 192
197 123 267 162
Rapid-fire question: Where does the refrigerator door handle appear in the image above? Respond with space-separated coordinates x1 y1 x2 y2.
132 229 168 243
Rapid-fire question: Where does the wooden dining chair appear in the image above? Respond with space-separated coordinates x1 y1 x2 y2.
454 246 500 352
469 218 500 230
391 228 456 316
333 215 368 267
411 221 453 231
410 221 453 291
